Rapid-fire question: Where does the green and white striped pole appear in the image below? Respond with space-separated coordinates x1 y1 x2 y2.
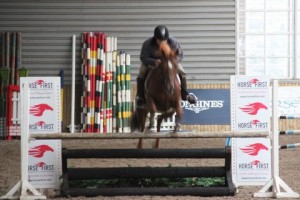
116 54 123 133
120 52 126 132
124 53 131 133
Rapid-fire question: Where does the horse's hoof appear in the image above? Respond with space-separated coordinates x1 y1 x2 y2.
145 129 155 133
173 123 181 133
131 129 138 133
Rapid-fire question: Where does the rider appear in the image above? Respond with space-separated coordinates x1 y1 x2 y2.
136 25 198 106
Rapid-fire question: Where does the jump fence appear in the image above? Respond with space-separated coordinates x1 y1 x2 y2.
1 80 299 200
61 147 234 197
279 115 300 150
253 80 299 198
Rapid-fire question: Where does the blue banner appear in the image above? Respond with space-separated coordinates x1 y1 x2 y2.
181 89 230 125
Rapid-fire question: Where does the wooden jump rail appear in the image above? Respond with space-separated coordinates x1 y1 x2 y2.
30 131 270 140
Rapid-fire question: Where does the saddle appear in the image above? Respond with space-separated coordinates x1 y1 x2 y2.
144 70 181 96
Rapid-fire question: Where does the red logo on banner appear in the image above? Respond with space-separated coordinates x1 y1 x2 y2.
250 78 259 84
36 162 46 167
240 143 268 156
251 160 261 165
29 145 54 158
30 104 53 116
251 119 260 125
35 121 45 126
239 102 267 115
36 80 45 85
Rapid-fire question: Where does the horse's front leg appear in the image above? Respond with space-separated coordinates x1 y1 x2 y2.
146 96 157 131
156 114 164 133
147 112 155 130
174 100 183 132
155 111 176 149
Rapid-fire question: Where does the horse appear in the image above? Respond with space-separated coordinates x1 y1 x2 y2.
131 42 183 148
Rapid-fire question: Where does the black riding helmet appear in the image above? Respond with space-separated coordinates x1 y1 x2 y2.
154 25 169 40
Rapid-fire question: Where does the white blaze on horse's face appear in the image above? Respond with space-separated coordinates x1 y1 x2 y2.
168 60 173 69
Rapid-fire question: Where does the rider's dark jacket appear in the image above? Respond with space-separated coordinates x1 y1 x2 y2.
140 37 183 67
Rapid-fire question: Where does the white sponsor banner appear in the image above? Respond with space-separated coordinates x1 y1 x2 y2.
28 140 62 189
20 77 61 134
230 76 271 186
230 76 270 132
232 138 271 186
21 77 62 189
278 87 300 115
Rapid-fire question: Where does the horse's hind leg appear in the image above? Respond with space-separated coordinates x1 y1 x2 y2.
137 109 148 149
137 139 143 149
154 139 160 149
153 114 165 149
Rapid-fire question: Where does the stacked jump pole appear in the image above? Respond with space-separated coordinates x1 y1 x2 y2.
81 32 130 133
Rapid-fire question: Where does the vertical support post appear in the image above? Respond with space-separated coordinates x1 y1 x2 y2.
293 0 297 78
20 83 30 197
235 0 239 75
272 80 279 190
254 80 299 198
70 35 76 133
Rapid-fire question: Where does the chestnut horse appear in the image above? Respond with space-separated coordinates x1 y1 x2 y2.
131 42 183 148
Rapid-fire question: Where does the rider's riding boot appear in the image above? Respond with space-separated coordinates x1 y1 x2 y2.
180 74 198 104
136 77 146 106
